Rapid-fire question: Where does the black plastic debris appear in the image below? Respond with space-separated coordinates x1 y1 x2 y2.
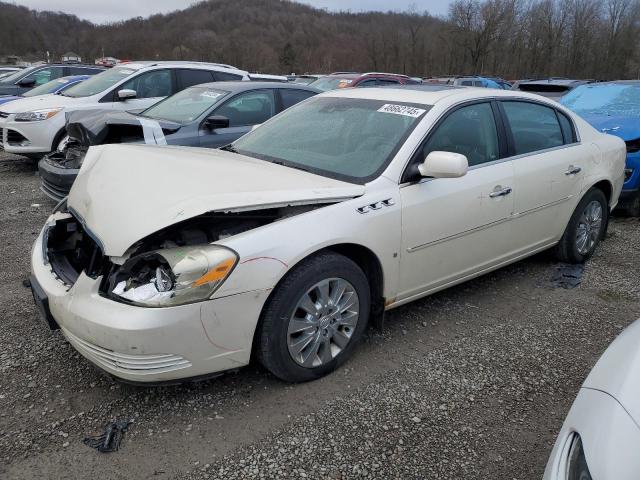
84 420 132 453
551 263 585 289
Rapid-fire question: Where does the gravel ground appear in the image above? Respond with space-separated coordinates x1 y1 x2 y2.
0 151 639 479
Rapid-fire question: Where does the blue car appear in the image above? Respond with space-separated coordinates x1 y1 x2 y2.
562 81 640 215
0 75 90 106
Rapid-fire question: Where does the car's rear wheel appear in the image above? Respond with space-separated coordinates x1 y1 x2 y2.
257 251 370 382
555 188 608 263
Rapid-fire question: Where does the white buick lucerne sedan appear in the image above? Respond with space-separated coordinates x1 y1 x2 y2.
30 85 625 384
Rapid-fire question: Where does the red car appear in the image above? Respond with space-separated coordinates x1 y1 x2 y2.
308 72 421 91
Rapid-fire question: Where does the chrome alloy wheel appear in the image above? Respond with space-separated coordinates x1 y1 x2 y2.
287 278 359 368
576 200 603 255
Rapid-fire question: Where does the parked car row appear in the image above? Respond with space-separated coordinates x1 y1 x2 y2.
38 81 318 199
0 61 250 157
0 58 632 480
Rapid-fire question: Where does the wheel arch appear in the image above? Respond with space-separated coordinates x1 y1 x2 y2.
251 242 387 356
588 179 613 206
51 127 68 153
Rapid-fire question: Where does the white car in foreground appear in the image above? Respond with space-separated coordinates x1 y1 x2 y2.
30 86 625 384
544 319 640 479
0 61 249 157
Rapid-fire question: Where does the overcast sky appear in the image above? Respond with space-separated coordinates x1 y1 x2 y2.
9 0 452 24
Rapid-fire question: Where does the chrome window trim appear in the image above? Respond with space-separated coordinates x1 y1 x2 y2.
398 95 582 185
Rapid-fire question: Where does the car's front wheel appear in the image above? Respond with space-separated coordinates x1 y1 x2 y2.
555 188 608 263
257 251 370 382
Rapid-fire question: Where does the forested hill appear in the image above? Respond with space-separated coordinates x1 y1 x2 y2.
1 0 639 80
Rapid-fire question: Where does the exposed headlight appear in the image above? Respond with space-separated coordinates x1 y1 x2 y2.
108 245 238 307
566 434 592 480
14 108 62 122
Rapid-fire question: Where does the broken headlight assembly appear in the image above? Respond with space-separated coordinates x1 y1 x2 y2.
14 108 62 122
107 245 238 307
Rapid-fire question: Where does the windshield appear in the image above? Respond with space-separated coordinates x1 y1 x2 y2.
141 86 228 123
62 66 141 98
232 97 429 183
0 65 37 84
23 77 78 97
308 77 355 92
561 83 640 117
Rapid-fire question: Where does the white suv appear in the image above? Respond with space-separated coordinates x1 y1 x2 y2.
0 62 249 157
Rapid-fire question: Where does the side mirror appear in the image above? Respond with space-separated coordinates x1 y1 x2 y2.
418 151 468 178
117 89 137 100
17 78 36 87
205 115 230 130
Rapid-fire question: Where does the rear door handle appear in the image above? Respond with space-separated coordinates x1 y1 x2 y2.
565 165 582 175
489 186 513 198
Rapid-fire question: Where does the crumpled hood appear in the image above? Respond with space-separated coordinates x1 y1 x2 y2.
66 109 181 146
0 93 87 113
581 113 640 142
582 318 640 424
68 144 365 256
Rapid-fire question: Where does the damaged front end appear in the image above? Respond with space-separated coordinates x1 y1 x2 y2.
44 203 323 306
38 110 180 201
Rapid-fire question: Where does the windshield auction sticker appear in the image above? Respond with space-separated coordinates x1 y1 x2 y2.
378 104 426 118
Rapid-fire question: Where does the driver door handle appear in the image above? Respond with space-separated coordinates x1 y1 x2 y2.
489 186 513 198
565 165 582 175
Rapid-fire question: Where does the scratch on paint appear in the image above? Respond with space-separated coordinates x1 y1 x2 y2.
199 305 237 352
240 256 288 268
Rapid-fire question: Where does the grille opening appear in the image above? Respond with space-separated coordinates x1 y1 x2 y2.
47 216 109 285
6 129 28 146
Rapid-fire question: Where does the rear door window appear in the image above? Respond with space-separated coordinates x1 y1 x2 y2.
279 89 316 110
357 79 378 87
502 101 564 155
69 66 104 75
177 69 215 89
23 66 65 85
214 71 243 81
557 111 576 143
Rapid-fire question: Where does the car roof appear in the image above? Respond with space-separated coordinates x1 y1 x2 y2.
389 84 463 92
186 81 320 93
517 78 587 86
582 80 640 86
118 61 246 72
322 85 561 106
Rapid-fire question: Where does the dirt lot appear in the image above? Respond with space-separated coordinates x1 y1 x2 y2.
0 151 639 480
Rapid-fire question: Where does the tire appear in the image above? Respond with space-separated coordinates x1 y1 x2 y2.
555 188 608 263
256 251 370 382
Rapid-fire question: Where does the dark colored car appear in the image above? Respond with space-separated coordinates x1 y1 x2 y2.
515 78 590 101
308 72 421 92
561 81 640 215
0 64 104 97
0 75 90 106
38 81 319 200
